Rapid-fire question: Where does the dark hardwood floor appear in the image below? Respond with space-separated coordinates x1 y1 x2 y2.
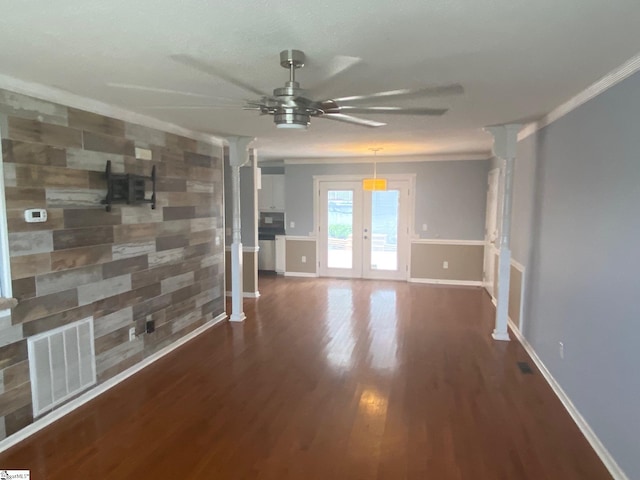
0 276 611 479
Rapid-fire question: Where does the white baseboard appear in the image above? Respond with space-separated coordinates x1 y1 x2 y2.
409 278 483 287
225 291 261 298
0 312 228 454
508 320 629 480
284 272 318 278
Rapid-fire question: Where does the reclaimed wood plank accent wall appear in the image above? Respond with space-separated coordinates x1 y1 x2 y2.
0 89 225 440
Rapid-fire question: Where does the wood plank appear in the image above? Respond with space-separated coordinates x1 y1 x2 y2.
124 123 166 148
94 307 134 339
162 206 195 221
3 404 33 437
93 283 161 317
68 108 125 137
11 277 35 301
83 131 135 156
36 265 103 296
113 223 157 243
2 360 29 390
8 117 82 148
50 244 112 271
0 380 32 417
77 274 132 306
184 151 213 168
102 255 149 279
4 186 46 210
0 91 67 126
11 288 78 324
165 133 197 153
156 177 187 192
63 208 122 228
111 240 155 261
46 188 106 208
10 253 51 279
22 304 94 337
155 234 189 252
66 148 126 173
52 226 114 250
2 139 67 166
0 340 27 370
9 231 53 256
12 163 89 188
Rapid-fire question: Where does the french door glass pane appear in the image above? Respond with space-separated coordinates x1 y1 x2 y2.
370 190 399 271
327 190 353 269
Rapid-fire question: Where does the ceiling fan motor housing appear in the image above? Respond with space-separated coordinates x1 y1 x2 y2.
274 110 310 128
280 49 305 69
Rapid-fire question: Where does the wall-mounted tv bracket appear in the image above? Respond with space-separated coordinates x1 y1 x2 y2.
102 160 156 212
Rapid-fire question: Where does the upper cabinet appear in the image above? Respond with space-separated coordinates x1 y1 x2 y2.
259 174 285 211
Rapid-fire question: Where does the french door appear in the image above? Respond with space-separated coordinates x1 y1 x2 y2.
318 179 410 280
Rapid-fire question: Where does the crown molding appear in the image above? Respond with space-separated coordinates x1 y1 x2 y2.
519 53 640 141
284 152 490 165
0 73 226 146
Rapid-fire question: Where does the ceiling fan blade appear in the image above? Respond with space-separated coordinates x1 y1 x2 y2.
140 105 248 110
321 113 386 128
171 54 271 98
106 82 237 101
330 84 464 104
338 106 448 116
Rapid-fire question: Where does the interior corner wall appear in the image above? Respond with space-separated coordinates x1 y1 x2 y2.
511 137 537 265
514 71 640 478
284 159 490 240
0 88 225 441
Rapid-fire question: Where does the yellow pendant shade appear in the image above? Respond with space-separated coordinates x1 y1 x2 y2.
363 178 387 191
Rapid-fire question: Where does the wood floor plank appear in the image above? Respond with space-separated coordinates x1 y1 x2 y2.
0 276 612 479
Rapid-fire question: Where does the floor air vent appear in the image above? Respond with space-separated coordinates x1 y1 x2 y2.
517 361 534 374
27 317 97 417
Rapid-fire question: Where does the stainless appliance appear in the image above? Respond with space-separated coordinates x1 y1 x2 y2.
258 212 285 272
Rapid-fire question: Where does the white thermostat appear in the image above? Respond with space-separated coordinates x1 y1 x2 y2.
24 208 47 223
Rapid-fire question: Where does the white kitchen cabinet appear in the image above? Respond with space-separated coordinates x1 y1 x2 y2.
258 174 285 211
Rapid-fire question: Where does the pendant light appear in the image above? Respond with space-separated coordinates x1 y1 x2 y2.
363 148 387 191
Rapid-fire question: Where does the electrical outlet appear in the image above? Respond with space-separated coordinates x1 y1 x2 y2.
146 320 155 334
443 261 449 269
422 223 428 232
559 341 564 359
301 255 307 263
290 221 295 228
129 327 136 342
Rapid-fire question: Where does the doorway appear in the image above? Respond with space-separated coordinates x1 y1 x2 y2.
317 177 412 280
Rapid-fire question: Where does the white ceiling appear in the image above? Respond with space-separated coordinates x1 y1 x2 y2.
0 0 639 161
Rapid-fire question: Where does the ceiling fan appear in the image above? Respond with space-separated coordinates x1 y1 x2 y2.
110 49 464 130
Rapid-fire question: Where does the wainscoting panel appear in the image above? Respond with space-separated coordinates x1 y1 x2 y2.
410 241 484 283
285 238 317 275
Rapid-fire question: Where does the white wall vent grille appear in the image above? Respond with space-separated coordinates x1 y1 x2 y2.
27 317 97 417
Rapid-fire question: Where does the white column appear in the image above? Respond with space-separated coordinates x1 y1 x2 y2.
485 124 521 341
227 136 254 322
